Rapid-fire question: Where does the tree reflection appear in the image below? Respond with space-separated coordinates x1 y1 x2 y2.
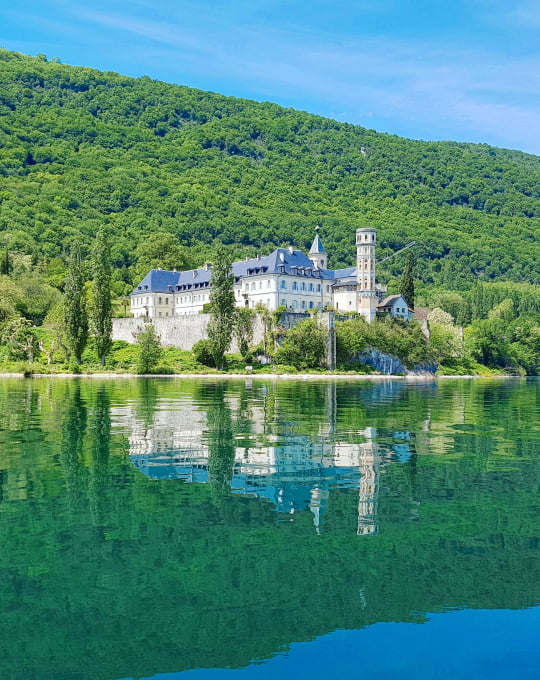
88 384 111 525
204 383 235 496
59 381 88 507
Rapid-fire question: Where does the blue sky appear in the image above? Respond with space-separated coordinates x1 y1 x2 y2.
2 0 540 154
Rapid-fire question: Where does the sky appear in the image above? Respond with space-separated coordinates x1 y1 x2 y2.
2 0 540 155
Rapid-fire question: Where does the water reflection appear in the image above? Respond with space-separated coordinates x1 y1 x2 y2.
0 377 539 680
127 383 418 535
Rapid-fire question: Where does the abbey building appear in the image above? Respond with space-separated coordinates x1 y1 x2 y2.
130 227 412 322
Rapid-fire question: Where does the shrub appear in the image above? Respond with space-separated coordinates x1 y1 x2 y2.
192 339 216 367
274 320 327 370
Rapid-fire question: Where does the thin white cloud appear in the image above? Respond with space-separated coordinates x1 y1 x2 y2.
6 2 540 153
78 10 211 52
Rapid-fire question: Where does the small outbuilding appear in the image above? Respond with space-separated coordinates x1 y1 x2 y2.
376 295 413 321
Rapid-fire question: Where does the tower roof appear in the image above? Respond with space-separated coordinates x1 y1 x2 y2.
309 227 326 254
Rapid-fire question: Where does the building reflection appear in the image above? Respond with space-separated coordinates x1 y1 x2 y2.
125 386 416 535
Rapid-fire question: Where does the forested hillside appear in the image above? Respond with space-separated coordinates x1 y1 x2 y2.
1 49 539 291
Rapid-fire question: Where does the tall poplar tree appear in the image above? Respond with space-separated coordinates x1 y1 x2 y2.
207 249 235 370
0 250 10 276
400 252 415 310
91 229 112 365
64 241 88 365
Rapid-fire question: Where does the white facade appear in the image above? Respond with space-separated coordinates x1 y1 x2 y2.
131 228 411 323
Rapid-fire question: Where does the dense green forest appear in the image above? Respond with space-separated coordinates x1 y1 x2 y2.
1 49 540 293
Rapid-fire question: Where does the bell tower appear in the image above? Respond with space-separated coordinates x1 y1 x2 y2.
356 227 377 322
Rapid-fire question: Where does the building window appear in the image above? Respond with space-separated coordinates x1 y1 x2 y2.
165 297 168 304
280 280 287 289
309 283 313 291
267 280 271 288
281 299 287 306
317 284 321 292
293 282 298 290
159 297 162 304
326 286 330 293
292 300 298 309
301 282 306 291
309 302 313 308
301 301 306 309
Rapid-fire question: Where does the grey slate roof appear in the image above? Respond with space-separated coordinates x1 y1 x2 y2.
309 233 326 254
377 295 409 309
132 247 341 295
133 269 180 293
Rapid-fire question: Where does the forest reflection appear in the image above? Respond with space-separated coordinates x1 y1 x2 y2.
0 377 538 680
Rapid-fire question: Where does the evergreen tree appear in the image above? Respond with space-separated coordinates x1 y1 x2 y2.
400 252 415 309
207 249 235 370
64 241 88 365
91 229 112 365
0 251 10 276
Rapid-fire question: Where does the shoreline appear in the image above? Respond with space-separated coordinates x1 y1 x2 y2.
0 372 509 380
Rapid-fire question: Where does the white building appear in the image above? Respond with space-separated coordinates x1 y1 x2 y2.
131 227 406 322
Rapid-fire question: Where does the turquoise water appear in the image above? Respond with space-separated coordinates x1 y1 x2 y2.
0 377 539 680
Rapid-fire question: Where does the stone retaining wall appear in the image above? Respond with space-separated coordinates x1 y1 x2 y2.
112 314 265 352
112 312 333 360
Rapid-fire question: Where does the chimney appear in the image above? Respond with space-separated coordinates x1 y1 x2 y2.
256 253 261 261
288 245 294 255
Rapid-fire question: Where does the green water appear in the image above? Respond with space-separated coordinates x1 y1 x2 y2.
0 377 539 680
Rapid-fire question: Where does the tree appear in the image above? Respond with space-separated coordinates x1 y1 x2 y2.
335 316 369 364
465 318 509 368
428 323 463 365
63 241 88 365
42 303 68 363
399 252 415 309
0 275 23 323
428 307 454 325
0 250 11 276
234 307 255 360
91 229 112 365
135 323 162 374
207 250 235 370
274 319 327 369
1 317 39 363
133 232 192 281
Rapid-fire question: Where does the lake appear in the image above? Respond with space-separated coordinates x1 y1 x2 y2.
0 377 539 680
